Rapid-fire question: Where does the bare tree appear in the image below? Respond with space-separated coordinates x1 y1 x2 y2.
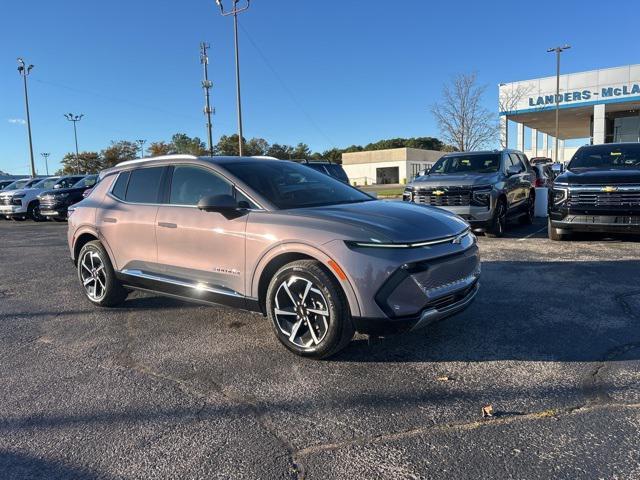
431 73 497 152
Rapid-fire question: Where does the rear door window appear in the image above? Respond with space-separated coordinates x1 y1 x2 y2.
125 167 164 204
111 171 130 200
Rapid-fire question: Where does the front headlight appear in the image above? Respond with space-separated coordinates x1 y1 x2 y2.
471 186 492 206
12 194 25 205
551 183 568 205
403 186 414 202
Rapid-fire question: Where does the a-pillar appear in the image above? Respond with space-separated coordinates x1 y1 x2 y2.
516 123 525 152
593 104 606 144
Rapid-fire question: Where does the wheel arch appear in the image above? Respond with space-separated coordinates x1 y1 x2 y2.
251 243 362 318
72 227 116 268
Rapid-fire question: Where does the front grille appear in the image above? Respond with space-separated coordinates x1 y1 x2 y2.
39 195 58 209
414 187 471 206
568 191 640 208
424 282 477 310
0 196 12 206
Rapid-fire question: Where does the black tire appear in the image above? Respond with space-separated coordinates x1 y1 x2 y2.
27 201 46 222
53 217 67 222
77 240 128 307
485 198 507 238
520 192 535 225
266 259 354 359
547 217 568 241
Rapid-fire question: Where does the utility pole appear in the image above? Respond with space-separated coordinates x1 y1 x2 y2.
214 0 251 156
17 58 36 177
200 42 215 156
64 113 84 174
41 153 50 175
137 139 146 158
547 45 571 163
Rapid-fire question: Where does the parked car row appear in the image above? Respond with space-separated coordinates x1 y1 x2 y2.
0 174 97 221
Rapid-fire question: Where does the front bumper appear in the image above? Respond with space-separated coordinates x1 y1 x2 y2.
0 204 25 216
40 209 67 218
550 214 640 233
352 281 479 335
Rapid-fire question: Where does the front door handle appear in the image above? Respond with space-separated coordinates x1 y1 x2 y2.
158 222 177 229
103 217 117 224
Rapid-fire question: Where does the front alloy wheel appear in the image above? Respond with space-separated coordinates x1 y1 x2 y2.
267 260 354 359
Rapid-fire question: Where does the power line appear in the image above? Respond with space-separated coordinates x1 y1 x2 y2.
238 21 336 148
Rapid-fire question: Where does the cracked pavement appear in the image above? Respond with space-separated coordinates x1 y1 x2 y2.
0 219 639 479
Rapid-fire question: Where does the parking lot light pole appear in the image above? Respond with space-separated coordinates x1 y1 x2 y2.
215 0 251 156
64 113 83 174
137 139 146 158
547 45 571 162
17 58 36 177
40 153 50 175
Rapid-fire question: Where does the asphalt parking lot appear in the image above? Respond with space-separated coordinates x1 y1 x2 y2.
1 219 639 479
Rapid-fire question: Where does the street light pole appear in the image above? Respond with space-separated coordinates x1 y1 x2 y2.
215 0 251 156
547 45 571 163
41 153 50 176
137 139 146 158
17 58 36 177
64 113 84 174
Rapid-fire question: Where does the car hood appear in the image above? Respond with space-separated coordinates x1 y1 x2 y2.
0 187 36 197
39 186 86 197
410 172 499 188
291 200 469 243
558 168 640 185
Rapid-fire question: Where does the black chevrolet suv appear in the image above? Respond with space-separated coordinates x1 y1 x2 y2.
37 174 98 221
548 143 640 240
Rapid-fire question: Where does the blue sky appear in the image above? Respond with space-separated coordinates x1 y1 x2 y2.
1 0 638 174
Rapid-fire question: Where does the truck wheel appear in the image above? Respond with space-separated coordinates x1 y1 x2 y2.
266 259 354 359
28 202 46 222
520 194 535 225
485 199 507 238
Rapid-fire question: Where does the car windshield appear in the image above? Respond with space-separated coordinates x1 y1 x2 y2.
3 179 30 190
55 176 84 189
569 144 640 170
222 160 372 209
429 154 500 174
24 178 43 188
33 177 59 189
73 175 97 188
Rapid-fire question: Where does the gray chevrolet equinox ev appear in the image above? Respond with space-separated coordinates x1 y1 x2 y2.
404 150 536 237
68 156 480 358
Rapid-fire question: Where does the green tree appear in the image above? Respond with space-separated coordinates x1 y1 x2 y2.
266 143 294 159
245 137 270 156
214 134 242 156
320 148 343 163
101 140 139 168
172 133 207 156
148 141 175 157
57 152 102 175
292 143 311 159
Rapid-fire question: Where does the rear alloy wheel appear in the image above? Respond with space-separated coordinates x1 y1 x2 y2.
28 202 46 222
485 199 507 238
267 260 354 359
520 194 535 225
77 240 128 307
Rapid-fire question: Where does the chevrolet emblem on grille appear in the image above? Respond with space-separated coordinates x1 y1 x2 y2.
601 186 618 193
433 190 445 196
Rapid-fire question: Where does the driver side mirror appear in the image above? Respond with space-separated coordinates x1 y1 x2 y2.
506 165 520 176
197 194 239 213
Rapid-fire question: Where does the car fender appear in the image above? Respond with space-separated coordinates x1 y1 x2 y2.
250 240 362 318
71 225 117 269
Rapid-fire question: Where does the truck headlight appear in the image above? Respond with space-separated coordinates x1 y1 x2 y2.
403 187 414 202
551 186 568 205
471 186 492 206
12 194 25 206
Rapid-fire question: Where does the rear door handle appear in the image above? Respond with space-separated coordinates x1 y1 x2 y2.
103 217 117 223
158 222 177 229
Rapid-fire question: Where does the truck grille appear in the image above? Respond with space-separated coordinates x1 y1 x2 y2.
0 196 12 206
38 195 57 209
414 187 471 206
568 191 640 208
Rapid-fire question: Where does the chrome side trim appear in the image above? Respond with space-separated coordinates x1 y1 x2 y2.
119 268 244 298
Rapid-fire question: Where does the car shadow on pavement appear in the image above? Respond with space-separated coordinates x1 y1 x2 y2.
0 450 107 480
334 259 640 363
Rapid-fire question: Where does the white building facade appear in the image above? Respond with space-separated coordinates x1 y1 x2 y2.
500 64 640 162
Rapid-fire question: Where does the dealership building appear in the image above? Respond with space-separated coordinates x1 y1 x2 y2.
500 63 640 162
341 148 445 186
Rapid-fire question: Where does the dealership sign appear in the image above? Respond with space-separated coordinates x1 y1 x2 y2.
529 83 640 107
